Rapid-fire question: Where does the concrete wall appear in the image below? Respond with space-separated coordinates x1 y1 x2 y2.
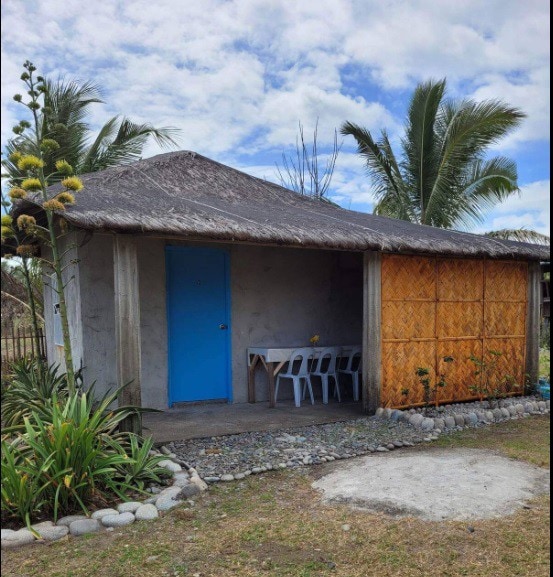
230 245 363 402
52 234 363 409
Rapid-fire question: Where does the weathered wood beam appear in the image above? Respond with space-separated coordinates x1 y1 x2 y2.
363 251 382 414
114 235 142 434
525 261 541 387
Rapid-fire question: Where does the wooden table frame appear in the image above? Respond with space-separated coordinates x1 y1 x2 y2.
247 354 287 408
247 346 359 408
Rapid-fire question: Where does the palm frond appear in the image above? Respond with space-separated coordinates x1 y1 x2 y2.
341 121 410 219
403 79 444 220
82 117 180 172
485 229 550 244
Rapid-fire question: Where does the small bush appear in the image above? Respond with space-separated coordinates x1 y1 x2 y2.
1 359 79 427
1 385 171 525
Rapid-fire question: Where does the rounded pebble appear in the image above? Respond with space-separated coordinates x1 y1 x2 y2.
101 512 135 528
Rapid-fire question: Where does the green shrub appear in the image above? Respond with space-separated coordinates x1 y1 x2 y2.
1 359 77 427
1 385 170 525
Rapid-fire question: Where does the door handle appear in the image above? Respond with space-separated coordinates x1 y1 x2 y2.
219 324 228 330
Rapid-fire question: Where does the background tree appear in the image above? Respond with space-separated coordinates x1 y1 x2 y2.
3 77 179 182
275 120 341 202
341 78 547 243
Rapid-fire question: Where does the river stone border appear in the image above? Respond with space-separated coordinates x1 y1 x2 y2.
375 395 550 432
1 450 207 549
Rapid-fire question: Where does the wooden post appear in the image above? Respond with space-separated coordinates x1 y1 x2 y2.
525 262 541 387
363 251 382 414
114 235 142 435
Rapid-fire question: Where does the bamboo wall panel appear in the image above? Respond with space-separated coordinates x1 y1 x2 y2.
485 261 527 301
484 302 526 337
380 254 528 408
437 339 483 402
437 260 483 301
436 301 483 339
381 340 436 407
381 255 436 301
382 301 436 340
483 337 526 389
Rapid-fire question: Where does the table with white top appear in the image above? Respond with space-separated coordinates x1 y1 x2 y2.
247 346 358 407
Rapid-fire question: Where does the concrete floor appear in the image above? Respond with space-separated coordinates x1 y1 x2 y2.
143 400 365 443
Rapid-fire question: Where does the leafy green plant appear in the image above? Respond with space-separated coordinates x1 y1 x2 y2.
468 349 513 404
1 383 165 525
415 356 454 408
113 434 171 490
1 359 80 427
1 438 62 528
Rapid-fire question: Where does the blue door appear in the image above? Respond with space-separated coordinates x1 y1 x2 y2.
166 246 231 404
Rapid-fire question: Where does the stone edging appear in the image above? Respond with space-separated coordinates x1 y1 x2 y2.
375 396 550 432
1 450 207 549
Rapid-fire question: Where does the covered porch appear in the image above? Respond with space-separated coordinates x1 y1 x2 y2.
143 400 364 444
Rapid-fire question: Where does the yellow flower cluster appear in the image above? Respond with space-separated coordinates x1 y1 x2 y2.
17 155 44 171
61 176 83 192
55 160 73 175
56 191 76 205
16 244 36 257
43 199 66 211
17 214 36 229
309 334 320 345
8 188 27 200
21 178 42 191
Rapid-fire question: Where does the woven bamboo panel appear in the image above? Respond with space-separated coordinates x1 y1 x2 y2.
483 338 526 390
484 302 526 337
381 340 436 407
436 301 483 339
485 261 528 302
437 339 483 402
437 260 483 301
381 255 436 301
382 301 436 340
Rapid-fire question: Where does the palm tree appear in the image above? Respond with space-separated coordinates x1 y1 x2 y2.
3 77 179 182
341 79 531 232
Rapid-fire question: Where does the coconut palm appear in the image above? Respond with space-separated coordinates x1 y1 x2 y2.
2 77 179 182
484 229 550 244
341 79 529 231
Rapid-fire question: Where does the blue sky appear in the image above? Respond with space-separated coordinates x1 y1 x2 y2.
1 0 550 236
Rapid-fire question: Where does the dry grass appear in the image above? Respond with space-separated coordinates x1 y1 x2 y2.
2 416 550 577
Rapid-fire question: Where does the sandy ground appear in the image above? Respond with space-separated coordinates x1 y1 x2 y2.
312 448 550 521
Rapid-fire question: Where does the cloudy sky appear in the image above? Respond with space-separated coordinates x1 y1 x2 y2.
1 0 550 235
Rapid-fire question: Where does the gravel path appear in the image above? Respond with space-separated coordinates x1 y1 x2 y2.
169 418 431 481
168 395 549 482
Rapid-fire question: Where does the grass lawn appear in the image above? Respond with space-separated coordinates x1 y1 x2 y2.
2 416 550 577
539 349 550 379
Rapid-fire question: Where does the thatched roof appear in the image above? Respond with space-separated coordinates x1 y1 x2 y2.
17 151 550 260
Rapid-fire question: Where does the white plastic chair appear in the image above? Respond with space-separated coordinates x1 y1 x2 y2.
309 347 340 404
338 346 362 401
275 348 315 407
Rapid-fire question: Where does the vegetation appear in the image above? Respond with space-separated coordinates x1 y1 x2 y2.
2 76 178 182
468 349 520 403
341 78 549 244
1 367 169 526
414 355 454 407
275 120 340 201
0 359 78 428
1 416 549 577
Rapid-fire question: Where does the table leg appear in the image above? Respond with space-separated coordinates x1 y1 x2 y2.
268 361 276 408
248 355 259 404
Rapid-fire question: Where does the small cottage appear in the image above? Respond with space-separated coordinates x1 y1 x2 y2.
16 152 549 412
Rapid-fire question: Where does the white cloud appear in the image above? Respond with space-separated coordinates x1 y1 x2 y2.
0 0 549 231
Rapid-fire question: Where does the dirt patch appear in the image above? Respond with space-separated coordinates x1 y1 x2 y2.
312 448 550 521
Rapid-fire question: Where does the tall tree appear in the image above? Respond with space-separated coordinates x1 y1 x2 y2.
341 79 531 232
3 77 179 182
